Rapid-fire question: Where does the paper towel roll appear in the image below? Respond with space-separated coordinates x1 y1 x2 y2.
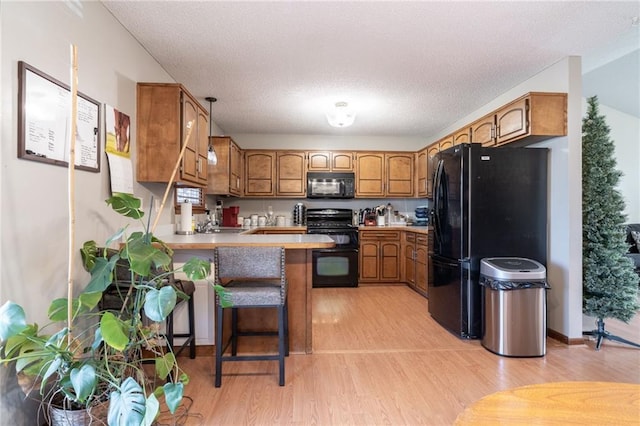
180 202 192 232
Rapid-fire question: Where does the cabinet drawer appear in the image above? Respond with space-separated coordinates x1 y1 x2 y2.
360 231 400 240
405 232 416 243
416 235 428 245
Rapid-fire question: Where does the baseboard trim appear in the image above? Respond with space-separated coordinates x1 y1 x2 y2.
547 328 585 345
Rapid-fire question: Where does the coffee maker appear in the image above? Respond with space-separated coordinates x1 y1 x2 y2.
222 206 240 227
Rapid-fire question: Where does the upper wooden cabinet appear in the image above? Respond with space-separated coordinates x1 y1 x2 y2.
277 152 306 197
356 152 414 198
470 92 567 146
307 151 354 172
416 147 429 198
206 136 243 196
244 150 275 196
453 128 471 145
136 83 208 186
355 152 385 197
386 153 414 197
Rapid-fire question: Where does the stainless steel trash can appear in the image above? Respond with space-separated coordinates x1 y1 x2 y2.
479 257 549 357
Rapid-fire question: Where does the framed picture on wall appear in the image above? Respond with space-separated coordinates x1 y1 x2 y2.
17 61 101 172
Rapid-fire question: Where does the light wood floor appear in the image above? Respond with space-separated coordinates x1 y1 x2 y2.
170 286 640 425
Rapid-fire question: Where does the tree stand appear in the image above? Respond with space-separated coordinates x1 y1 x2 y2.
583 318 640 350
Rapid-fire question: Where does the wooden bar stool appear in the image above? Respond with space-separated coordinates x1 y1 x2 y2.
213 246 289 387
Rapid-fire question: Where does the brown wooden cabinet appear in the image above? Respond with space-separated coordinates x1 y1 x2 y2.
356 152 414 198
307 151 354 172
470 114 497 146
470 92 567 147
453 128 471 145
359 230 401 283
244 150 275 196
416 148 429 197
136 83 208 186
402 231 428 297
355 152 385 197
206 136 243 196
386 153 414 197
276 152 306 197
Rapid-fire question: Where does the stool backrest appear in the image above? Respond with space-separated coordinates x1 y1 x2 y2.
214 247 285 281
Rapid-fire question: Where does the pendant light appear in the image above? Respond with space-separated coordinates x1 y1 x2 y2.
205 96 218 165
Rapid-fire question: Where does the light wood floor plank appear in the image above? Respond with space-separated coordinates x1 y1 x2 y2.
175 286 640 425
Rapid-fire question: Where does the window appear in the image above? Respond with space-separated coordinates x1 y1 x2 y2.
174 186 206 214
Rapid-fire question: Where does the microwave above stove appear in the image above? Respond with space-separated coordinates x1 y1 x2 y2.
307 172 355 199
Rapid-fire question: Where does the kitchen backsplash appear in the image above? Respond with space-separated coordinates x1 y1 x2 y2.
205 196 431 225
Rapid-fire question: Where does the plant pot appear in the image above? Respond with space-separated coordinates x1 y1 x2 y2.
49 402 107 426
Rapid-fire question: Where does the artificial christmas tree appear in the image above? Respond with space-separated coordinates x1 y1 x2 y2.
582 96 639 350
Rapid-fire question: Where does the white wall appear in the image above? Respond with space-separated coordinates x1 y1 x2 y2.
599 104 639 223
0 2 176 422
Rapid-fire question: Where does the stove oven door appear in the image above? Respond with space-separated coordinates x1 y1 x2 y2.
311 248 358 288
308 228 359 287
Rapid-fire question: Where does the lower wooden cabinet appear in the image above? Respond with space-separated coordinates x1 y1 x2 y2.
359 230 401 283
402 231 428 296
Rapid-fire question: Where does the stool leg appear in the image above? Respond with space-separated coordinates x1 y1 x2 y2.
278 305 285 386
231 308 239 356
188 296 196 359
215 304 223 388
284 300 290 357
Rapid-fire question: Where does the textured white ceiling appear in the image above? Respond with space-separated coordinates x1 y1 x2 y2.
102 1 640 138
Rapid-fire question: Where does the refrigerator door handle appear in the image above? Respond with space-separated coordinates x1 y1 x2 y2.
432 159 444 244
431 254 460 267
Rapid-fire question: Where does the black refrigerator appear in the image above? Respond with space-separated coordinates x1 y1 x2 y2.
429 143 548 338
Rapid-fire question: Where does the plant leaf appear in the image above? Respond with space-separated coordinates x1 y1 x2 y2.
182 258 211 281
78 291 102 311
48 298 83 322
144 287 176 322
163 382 184 414
108 376 146 426
70 364 97 403
0 302 28 341
106 193 145 220
80 240 98 272
100 312 129 351
155 352 175 381
142 393 160 426
84 256 118 294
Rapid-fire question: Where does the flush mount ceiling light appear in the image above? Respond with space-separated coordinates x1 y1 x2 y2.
326 101 356 128
205 96 218 165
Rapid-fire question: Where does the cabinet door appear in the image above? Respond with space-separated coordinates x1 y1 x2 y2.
386 153 414 197
331 152 354 171
307 152 331 171
359 241 380 282
471 114 496 147
180 96 200 184
380 242 400 281
403 235 416 286
417 148 428 197
245 151 275 196
277 152 306 197
426 143 439 198
195 107 209 185
355 153 385 197
206 137 230 195
453 128 470 145
496 97 528 145
229 141 243 195
438 136 454 152
414 235 428 294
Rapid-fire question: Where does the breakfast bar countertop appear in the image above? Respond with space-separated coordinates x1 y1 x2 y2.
158 232 335 250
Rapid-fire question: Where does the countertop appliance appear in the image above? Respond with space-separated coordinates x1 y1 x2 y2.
306 208 358 287
307 172 355 199
430 143 548 339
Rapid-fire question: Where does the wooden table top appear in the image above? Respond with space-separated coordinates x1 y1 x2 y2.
158 232 335 250
454 381 640 425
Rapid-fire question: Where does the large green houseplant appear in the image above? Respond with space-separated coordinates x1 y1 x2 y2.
0 193 210 425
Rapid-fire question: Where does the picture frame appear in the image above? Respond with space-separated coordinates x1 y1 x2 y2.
17 61 101 172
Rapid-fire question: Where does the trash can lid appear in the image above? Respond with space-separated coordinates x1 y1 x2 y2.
480 257 546 280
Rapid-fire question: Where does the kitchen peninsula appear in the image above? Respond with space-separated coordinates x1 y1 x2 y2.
159 231 334 354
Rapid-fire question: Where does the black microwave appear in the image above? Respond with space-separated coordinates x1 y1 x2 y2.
307 172 355 199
